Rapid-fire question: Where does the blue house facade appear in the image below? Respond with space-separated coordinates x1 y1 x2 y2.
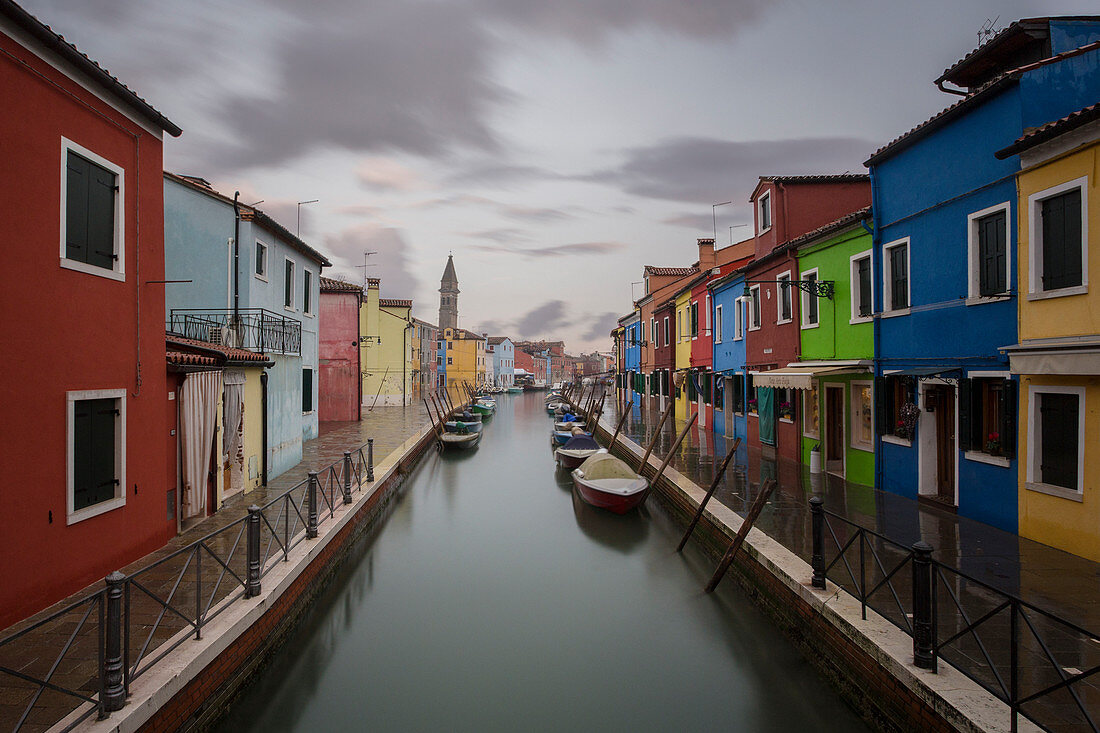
620 311 642 403
710 270 749 444
866 21 1100 532
164 173 331 481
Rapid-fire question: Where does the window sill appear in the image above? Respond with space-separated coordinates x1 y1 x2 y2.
777 318 793 326
779 417 794 424
68 496 126 526
849 316 873 325
804 431 819 440
1027 285 1088 301
1026 481 1083 502
255 274 268 283
60 258 125 282
964 450 1011 468
303 311 315 318
749 326 761 332
801 322 820 330
880 308 911 319
965 295 1011 306
748 412 759 419
284 305 296 313
881 434 912 447
850 442 873 453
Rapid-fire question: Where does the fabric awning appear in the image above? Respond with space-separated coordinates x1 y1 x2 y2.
889 366 960 378
751 365 868 390
1002 340 1100 376
513 368 531 376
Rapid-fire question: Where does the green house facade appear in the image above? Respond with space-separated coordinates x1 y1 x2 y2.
792 208 875 487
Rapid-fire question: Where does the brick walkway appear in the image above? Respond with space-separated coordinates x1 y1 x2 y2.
0 405 431 733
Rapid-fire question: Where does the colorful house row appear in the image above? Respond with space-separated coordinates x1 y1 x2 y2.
612 17 1100 563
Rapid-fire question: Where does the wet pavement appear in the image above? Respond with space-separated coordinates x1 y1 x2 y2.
0 405 432 733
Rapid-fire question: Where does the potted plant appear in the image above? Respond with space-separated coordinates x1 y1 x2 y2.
894 418 911 440
985 431 1001 456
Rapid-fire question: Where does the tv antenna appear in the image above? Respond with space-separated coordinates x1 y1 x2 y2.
355 250 379 290
978 17 1000 46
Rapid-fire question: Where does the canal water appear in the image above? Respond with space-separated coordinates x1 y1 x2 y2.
217 393 867 732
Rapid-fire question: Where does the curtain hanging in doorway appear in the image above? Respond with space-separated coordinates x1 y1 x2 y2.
180 371 222 519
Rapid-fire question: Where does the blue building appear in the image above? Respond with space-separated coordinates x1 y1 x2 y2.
866 18 1100 531
620 311 642 403
164 173 331 481
709 269 750 444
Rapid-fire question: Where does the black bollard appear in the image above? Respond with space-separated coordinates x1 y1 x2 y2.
911 541 935 669
102 571 126 713
342 451 353 504
810 496 826 590
246 506 262 598
367 438 375 482
307 471 319 539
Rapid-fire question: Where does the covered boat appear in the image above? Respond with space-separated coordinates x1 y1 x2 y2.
439 430 481 450
444 419 482 433
506 386 523 393
555 433 605 469
470 400 495 416
552 428 590 445
571 453 649 514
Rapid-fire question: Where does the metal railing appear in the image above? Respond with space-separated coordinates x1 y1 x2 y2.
811 496 1100 732
167 308 302 355
0 440 375 732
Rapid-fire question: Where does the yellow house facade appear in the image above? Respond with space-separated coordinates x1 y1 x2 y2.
674 287 693 417
998 109 1100 560
442 327 485 390
360 278 414 406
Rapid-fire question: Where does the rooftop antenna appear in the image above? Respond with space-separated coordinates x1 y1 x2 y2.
977 16 1000 46
355 250 378 290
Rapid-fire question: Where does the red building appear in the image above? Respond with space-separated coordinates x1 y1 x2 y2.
0 3 182 626
514 348 535 384
743 175 871 462
318 277 363 421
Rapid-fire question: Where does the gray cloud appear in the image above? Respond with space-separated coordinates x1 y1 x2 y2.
663 212 719 230
586 136 874 204
582 311 620 341
445 160 561 186
473 241 625 258
323 224 419 299
463 228 532 244
517 300 569 339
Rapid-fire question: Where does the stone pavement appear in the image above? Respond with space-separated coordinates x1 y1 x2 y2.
0 405 431 733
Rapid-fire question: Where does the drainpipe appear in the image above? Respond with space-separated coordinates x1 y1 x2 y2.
233 192 241 322
870 169 884 493
936 80 968 97
260 371 269 485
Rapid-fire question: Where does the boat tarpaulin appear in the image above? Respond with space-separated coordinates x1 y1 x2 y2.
751 365 866 391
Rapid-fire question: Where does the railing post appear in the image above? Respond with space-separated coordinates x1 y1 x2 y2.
911 541 934 670
343 450 353 504
307 471 319 539
102 571 126 713
367 439 375 482
246 505 262 598
810 496 826 590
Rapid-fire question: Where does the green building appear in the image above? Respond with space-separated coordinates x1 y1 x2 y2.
791 207 875 487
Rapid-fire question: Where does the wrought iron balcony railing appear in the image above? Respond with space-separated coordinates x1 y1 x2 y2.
168 308 301 356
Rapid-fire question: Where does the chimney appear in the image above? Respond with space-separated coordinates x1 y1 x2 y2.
697 237 716 271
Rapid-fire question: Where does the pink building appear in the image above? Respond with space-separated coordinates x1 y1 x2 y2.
319 277 362 421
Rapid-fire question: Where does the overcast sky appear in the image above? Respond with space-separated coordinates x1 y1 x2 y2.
26 0 1098 352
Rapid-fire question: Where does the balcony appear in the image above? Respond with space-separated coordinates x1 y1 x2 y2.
168 308 301 356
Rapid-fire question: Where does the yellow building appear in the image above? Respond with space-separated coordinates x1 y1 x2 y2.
360 278 414 406
674 287 694 417
998 107 1100 560
442 327 486 390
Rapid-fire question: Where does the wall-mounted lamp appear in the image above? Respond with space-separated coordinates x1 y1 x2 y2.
744 278 835 299
360 335 382 346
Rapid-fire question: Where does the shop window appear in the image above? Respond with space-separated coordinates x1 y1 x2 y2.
803 382 819 438
778 387 794 421
851 381 873 450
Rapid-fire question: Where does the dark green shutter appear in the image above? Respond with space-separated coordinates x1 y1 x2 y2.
285 260 294 306
1042 190 1082 291
857 259 871 316
891 246 908 309
1040 393 1078 489
302 369 313 412
73 398 117 511
1000 380 1017 459
66 152 116 269
978 211 1006 296
66 153 90 263
958 378 972 451
875 376 887 436
687 372 697 401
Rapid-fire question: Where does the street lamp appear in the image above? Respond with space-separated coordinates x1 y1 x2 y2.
744 278 835 299
297 199 319 236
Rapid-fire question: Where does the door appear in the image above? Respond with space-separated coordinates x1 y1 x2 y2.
929 385 957 506
758 387 776 446
825 385 844 474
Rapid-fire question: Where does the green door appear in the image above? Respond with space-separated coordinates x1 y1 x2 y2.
758 387 776 446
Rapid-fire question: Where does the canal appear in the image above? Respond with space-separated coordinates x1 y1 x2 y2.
216 392 868 732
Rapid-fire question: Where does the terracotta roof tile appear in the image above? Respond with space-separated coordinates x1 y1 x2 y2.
166 335 271 364
320 276 362 293
379 298 412 308
166 351 218 367
643 265 698 277
759 174 869 184
786 207 873 249
996 101 1100 158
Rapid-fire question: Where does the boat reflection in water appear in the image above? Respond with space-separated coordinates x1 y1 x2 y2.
571 488 649 553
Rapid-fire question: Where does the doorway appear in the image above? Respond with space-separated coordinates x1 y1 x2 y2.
919 383 957 508
824 384 845 475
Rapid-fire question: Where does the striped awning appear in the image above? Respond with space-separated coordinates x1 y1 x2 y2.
752 365 868 391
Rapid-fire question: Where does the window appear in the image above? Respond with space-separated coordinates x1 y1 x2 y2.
804 382 819 438
302 368 313 412
733 298 744 340
777 271 792 323
448 342 453 350
62 141 124 281
851 382 873 450
705 295 711 334
663 317 670 346
731 374 745 414
68 389 125 523
1028 386 1084 496
778 388 794 421
687 371 697 401
959 376 1016 460
883 239 910 312
284 259 295 308
690 302 699 337
801 270 819 327
968 203 1010 299
876 375 914 442
678 310 683 341
255 241 268 279
714 305 723 343
749 286 761 329
747 375 757 414
447 357 453 365
850 252 872 322
303 270 313 314
1029 178 1086 296
758 191 772 233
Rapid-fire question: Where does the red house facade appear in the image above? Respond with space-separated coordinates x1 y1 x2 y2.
319 277 363 422
743 176 871 463
0 3 182 626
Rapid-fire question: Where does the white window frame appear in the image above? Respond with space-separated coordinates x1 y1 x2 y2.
59 138 126 282
67 388 126 525
734 297 744 341
677 310 683 341
714 304 723 343
800 268 820 329
850 380 874 451
749 286 762 331
1027 176 1089 300
255 240 269 281
849 251 874 324
757 190 772 235
705 294 712 334
803 380 819 439
651 318 657 347
776 270 793 325
663 316 670 346
303 269 314 316
691 300 698 341
882 237 911 316
1026 384 1086 500
966 201 1012 304
284 257 296 310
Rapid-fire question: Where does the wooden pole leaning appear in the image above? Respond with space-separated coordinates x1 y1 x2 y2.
676 437 741 552
644 411 697 485
608 400 633 450
423 399 444 446
704 478 779 593
638 372 685 469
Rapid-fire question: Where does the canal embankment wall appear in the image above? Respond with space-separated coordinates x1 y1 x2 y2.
71 425 438 733
589 414 1033 733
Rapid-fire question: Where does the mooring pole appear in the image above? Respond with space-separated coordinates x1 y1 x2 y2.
644 411 697 488
676 437 741 552
810 496 826 589
367 438 375 482
608 399 633 450
911 541 935 669
704 478 778 593
102 571 126 713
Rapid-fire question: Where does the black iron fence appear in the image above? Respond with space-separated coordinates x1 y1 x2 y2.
168 308 302 356
811 497 1100 732
0 441 375 732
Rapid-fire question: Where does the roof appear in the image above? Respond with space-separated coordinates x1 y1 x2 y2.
759 174 869 184
644 265 697 277
454 328 485 340
441 254 458 284
164 172 333 267
487 336 509 345
787 206 872 250
867 39 1100 166
996 101 1100 158
0 0 181 136
379 298 412 308
319 276 362 293
166 334 273 365
166 351 218 368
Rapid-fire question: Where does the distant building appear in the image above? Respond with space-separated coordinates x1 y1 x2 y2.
488 336 515 387
411 318 438 398
360 278 414 407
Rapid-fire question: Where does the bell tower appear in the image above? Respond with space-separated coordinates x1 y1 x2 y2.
438 254 459 330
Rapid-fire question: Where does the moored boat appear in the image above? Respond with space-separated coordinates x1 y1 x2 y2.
444 419 482 433
470 401 495 416
552 428 590 445
507 386 523 394
571 453 649 514
555 433 605 469
439 430 482 450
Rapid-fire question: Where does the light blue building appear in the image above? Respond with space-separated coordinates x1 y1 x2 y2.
709 269 750 444
164 173 331 481
620 311 642 403
866 19 1100 532
488 336 515 387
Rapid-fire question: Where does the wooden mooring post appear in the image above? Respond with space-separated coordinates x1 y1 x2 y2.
639 411 697 503
608 400 633 449
676 437 741 552
704 478 778 593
